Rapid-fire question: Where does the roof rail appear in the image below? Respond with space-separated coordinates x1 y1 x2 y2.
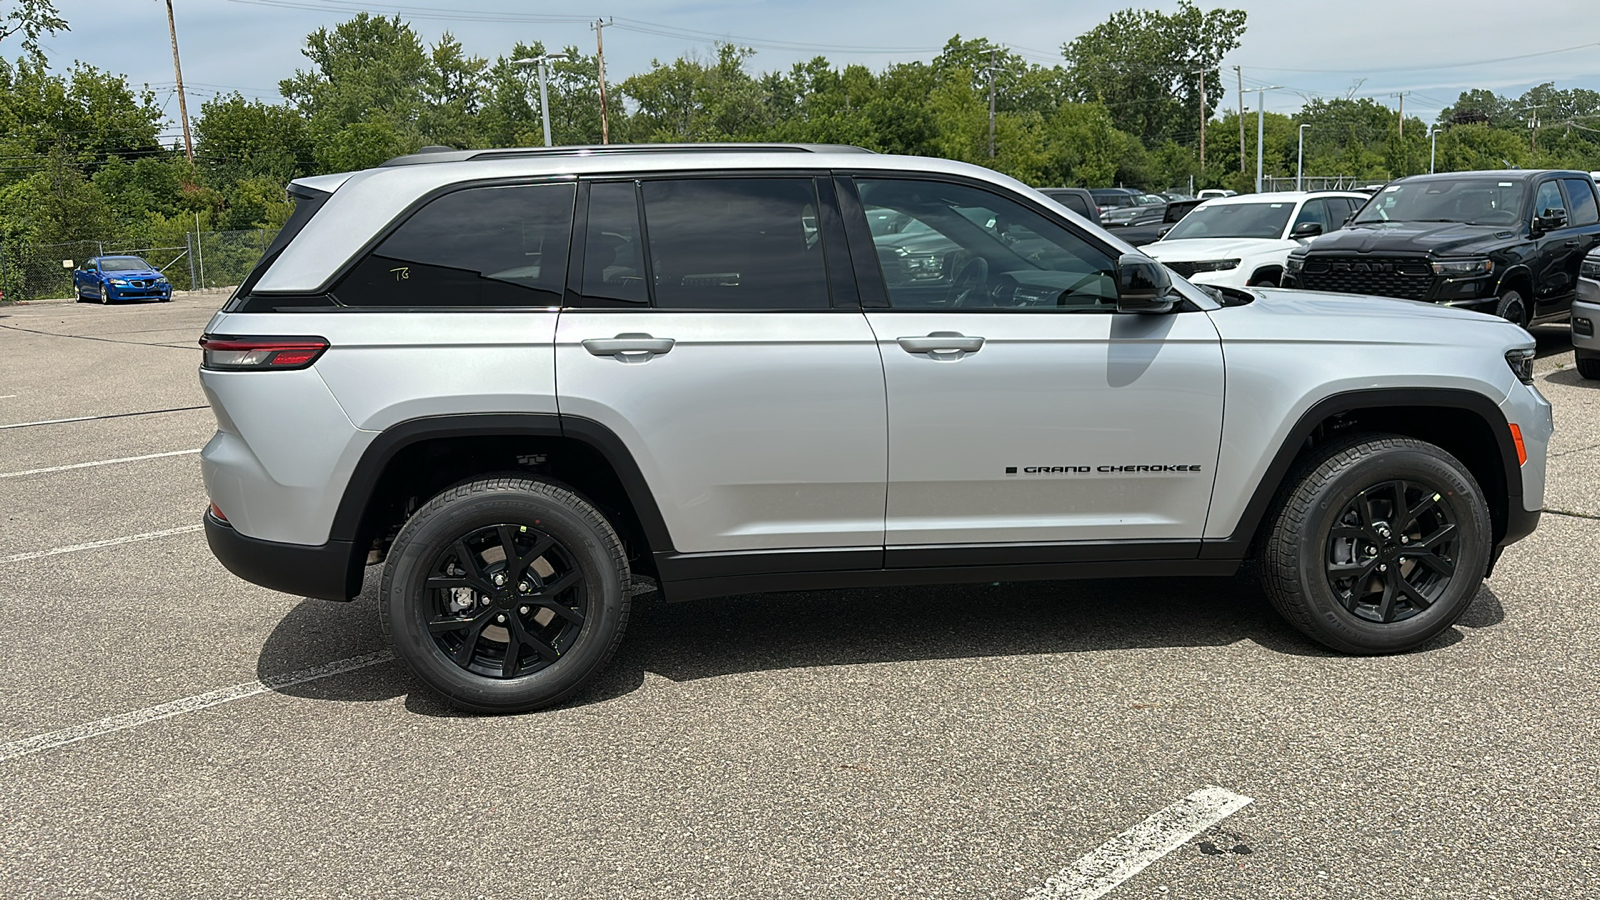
379 142 873 167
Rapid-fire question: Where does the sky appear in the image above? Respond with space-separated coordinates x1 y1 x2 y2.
29 0 1600 145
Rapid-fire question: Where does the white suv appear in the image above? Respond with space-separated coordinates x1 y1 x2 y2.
1144 191 1369 287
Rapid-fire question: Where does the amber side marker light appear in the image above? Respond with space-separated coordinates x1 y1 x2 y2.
200 335 329 371
1509 424 1527 466
209 502 228 522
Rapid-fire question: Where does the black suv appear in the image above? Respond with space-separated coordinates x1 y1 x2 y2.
1283 170 1600 326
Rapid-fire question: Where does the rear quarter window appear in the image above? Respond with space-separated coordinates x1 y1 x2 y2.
332 182 576 308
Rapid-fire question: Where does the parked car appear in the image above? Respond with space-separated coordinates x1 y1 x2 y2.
1108 198 1205 247
200 143 1550 712
1088 187 1143 214
1574 250 1600 378
1284 170 1600 326
1101 194 1169 227
72 256 172 303
1144 191 1368 287
1036 187 1101 225
1196 189 1237 201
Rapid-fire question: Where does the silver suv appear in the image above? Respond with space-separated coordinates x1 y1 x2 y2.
200 144 1553 712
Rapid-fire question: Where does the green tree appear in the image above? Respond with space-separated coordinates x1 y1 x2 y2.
1062 2 1246 147
0 0 65 61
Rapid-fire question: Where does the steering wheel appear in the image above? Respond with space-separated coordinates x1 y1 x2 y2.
1477 209 1516 226
945 255 990 307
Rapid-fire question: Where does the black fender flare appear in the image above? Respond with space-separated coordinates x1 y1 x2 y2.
1199 387 1522 560
329 412 675 552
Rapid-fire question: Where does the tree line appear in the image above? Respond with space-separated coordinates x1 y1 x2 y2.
3 2 1600 263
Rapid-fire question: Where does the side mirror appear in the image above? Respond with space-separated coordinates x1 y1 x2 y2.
1290 221 1324 239
1116 253 1174 314
1535 207 1568 234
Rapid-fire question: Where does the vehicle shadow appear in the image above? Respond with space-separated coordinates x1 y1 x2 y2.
1530 323 1572 359
256 570 1508 714
1544 367 1598 390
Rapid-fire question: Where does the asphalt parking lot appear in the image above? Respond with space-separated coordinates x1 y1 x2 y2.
2 291 1598 898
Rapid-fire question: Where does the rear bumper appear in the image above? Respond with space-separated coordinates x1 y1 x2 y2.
205 511 360 601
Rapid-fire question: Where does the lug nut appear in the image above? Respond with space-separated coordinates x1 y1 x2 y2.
519 606 530 615
1400 536 1409 544
480 597 491 607
493 573 506 586
1378 564 1388 572
518 583 530 592
496 614 507 623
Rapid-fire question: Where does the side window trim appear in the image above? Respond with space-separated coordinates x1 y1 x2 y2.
832 175 891 309
813 176 861 309
564 180 590 307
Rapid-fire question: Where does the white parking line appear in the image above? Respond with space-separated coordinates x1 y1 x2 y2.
0 448 201 479
0 524 204 564
0 652 395 763
1025 786 1254 900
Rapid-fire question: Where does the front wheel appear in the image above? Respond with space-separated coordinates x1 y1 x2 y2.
99 284 110 305
1495 289 1528 328
380 477 631 713
1576 349 1600 380
1259 434 1491 654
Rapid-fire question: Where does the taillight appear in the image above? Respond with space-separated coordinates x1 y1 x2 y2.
200 335 329 370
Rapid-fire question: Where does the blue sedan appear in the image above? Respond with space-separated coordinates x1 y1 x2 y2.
73 256 173 303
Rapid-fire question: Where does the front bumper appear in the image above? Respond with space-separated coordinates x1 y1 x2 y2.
107 282 172 300
205 511 360 601
1571 297 1599 353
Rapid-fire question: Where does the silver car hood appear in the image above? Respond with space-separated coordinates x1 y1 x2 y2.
1205 287 1525 344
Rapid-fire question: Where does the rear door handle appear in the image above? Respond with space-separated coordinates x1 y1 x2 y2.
582 333 675 363
897 332 986 356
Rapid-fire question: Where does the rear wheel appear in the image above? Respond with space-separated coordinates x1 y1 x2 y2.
1494 289 1529 328
380 476 631 713
1259 434 1490 654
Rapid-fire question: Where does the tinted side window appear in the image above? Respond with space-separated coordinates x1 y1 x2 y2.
857 178 1118 311
641 178 830 310
333 182 574 308
1562 179 1599 226
1046 191 1092 219
581 181 649 306
1292 199 1329 233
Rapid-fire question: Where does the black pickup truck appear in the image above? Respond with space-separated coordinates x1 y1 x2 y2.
1283 169 1600 326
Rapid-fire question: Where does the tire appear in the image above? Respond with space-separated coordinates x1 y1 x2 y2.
99 284 110 305
1577 350 1600 380
1494 288 1528 328
1251 279 1278 288
1258 433 1491 655
380 476 631 713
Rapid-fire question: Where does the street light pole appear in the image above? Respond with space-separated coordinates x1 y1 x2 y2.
1428 126 1438 174
513 54 570 147
1255 86 1282 193
1297 123 1310 191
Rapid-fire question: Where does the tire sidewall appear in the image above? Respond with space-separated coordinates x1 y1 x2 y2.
382 483 626 712
1292 446 1490 653
1496 289 1527 327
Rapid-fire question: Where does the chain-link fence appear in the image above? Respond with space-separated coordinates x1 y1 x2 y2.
0 228 279 302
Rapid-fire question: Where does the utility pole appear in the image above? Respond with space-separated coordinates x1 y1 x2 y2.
162 0 193 162
1522 104 1544 153
591 18 612 144
987 48 996 159
1391 91 1409 137
1235 66 1245 173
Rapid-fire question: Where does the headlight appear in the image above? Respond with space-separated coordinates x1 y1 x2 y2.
1431 258 1493 277
108 278 129 285
1187 259 1240 273
1505 348 1535 385
156 276 169 284
1581 259 1600 279
1285 255 1305 273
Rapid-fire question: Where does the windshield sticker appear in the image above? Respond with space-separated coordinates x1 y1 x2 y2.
1384 186 1400 192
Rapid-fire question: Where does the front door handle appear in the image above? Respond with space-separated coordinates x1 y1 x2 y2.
582 333 675 363
1564 239 1581 248
897 332 985 360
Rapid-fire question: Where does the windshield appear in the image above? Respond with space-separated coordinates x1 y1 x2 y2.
1163 202 1295 240
1352 178 1524 226
100 257 152 272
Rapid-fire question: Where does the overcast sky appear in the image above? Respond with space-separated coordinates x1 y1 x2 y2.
32 0 1600 144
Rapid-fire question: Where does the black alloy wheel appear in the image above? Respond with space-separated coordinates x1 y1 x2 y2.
1325 479 1459 624
425 523 587 679
1495 289 1528 328
1259 433 1490 655
381 476 631 713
